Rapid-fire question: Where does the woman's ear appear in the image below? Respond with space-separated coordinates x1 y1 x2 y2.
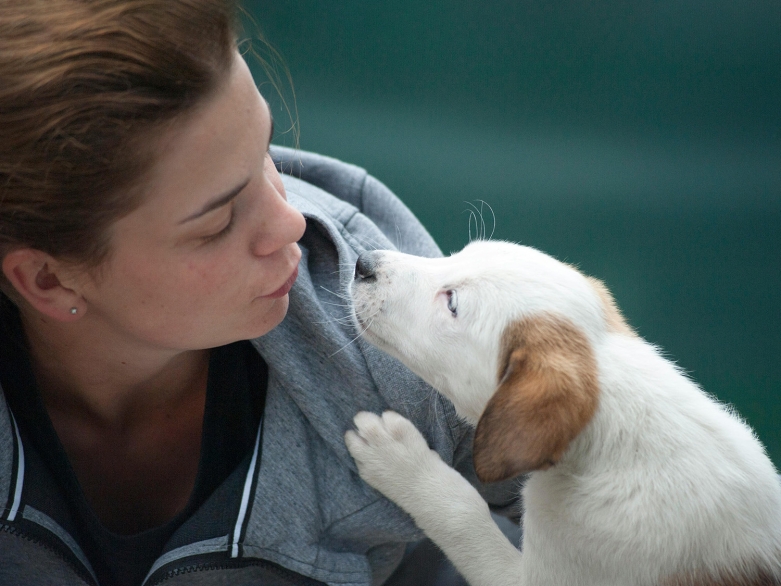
2 248 84 320
473 314 600 483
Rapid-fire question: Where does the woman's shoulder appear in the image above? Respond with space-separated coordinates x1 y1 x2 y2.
258 147 468 492
271 146 369 210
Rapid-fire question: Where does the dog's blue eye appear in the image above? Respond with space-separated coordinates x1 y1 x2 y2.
446 290 458 317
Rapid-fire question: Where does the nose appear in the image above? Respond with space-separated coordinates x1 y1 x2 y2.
251 197 306 257
354 252 380 280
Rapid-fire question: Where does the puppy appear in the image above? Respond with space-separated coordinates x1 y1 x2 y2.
344 241 781 586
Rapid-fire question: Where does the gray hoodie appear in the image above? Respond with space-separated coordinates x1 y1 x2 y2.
0 148 519 586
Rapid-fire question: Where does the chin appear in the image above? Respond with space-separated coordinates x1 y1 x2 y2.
245 295 289 339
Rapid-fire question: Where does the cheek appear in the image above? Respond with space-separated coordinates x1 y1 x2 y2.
387 299 442 353
183 257 235 293
112 252 240 312
178 258 264 316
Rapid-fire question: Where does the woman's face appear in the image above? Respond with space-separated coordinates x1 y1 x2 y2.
75 53 306 352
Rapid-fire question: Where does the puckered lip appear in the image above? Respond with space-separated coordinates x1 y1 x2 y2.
263 266 299 299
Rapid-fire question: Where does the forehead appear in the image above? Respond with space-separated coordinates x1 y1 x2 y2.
144 56 264 192
445 241 572 282
448 241 603 321
115 54 268 232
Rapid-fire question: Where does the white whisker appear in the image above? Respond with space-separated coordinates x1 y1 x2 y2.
463 200 497 241
328 313 378 358
320 285 351 301
475 199 496 240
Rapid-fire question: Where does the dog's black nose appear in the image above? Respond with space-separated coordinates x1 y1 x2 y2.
354 252 378 280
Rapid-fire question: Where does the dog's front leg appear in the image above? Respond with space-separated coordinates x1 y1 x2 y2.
346 411 523 586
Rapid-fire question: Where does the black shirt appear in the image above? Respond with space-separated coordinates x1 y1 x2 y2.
0 297 267 586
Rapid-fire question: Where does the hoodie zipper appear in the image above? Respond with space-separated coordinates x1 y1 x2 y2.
0 523 98 586
145 556 326 586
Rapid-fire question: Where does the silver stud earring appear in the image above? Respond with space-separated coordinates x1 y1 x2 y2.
70 307 78 315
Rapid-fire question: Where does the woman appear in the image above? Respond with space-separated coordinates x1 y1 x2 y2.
0 1 516 585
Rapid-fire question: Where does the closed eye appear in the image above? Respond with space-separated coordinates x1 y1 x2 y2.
202 206 236 243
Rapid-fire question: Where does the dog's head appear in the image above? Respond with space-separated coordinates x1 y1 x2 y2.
350 241 633 483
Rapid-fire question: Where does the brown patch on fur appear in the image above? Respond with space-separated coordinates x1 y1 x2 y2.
586 276 636 336
473 313 600 483
664 565 781 586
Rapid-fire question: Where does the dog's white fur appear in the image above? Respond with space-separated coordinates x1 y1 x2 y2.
345 241 781 586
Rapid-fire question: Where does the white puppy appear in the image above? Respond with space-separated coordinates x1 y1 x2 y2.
344 241 781 586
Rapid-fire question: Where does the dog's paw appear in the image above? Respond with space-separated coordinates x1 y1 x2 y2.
345 411 438 504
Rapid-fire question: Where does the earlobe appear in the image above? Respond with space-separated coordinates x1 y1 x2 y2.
2 249 84 321
473 314 600 483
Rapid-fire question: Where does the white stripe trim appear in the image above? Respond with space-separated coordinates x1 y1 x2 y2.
22 506 98 583
142 535 230 585
231 417 263 558
7 411 24 522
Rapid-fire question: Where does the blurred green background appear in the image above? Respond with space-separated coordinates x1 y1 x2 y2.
242 1 780 467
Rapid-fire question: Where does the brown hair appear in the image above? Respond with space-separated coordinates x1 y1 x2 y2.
0 0 238 293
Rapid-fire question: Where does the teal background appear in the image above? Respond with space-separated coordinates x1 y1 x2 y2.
242 1 780 467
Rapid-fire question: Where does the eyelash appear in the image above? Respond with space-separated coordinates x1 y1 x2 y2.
203 210 236 243
200 123 271 246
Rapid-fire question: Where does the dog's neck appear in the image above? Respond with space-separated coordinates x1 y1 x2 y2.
549 334 704 477
422 366 496 426
445 379 496 425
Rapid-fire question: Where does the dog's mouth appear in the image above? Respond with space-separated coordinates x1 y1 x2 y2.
351 304 375 336
352 309 394 350
352 309 366 329
354 311 376 337
350 285 380 333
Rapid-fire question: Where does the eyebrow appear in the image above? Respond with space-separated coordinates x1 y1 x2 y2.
179 178 251 224
179 114 275 225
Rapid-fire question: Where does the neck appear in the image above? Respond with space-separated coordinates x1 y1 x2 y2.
19 306 210 429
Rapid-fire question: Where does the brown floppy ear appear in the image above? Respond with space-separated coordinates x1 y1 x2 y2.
473 314 600 483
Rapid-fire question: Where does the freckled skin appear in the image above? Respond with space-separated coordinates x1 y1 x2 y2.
6 52 307 534
72 54 306 353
